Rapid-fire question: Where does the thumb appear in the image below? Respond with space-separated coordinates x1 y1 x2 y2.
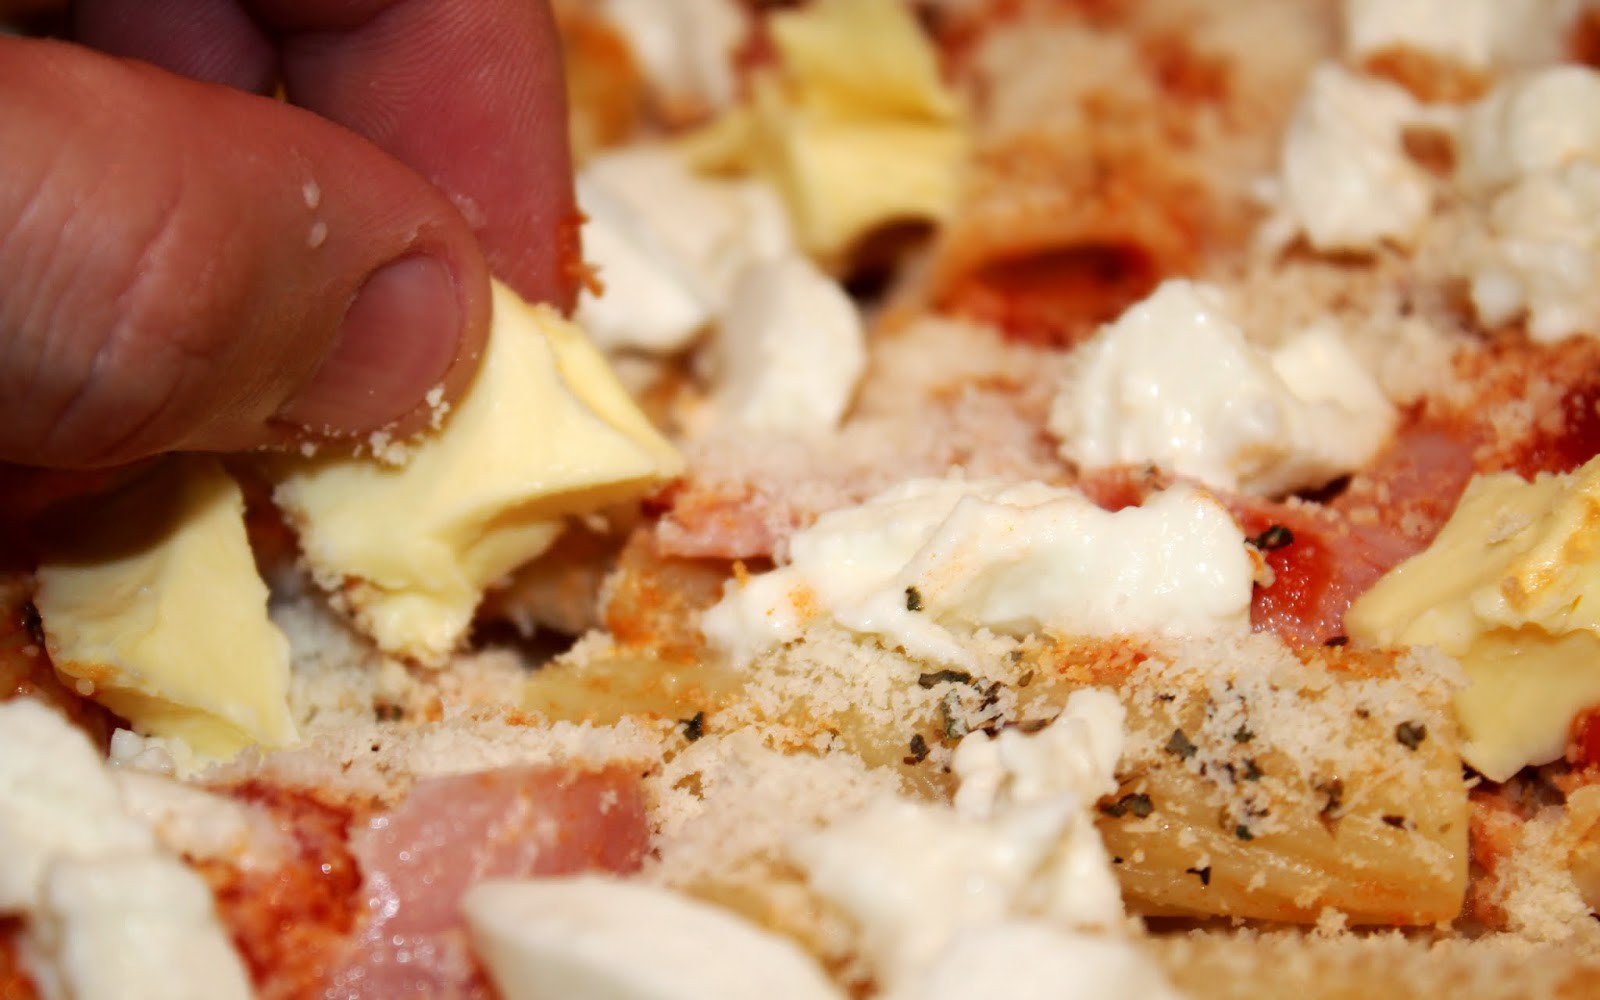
0 38 494 470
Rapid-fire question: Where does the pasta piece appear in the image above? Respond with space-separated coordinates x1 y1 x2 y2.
1020 636 1466 925
929 127 1206 346
531 561 1468 926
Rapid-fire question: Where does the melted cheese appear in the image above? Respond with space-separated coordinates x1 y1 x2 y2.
684 0 967 263
277 282 682 666
701 478 1253 671
34 459 296 760
1347 456 1600 780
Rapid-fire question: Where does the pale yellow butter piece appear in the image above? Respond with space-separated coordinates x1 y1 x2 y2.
34 459 297 761
1347 455 1600 780
684 0 967 263
275 282 683 667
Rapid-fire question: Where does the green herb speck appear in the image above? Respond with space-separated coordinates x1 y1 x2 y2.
1164 728 1198 760
1395 721 1427 751
680 711 705 742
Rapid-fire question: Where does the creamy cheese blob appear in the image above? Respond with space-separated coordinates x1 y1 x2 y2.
463 876 843 1000
1471 162 1600 341
1457 66 1600 194
0 701 251 1000
793 688 1184 999
1279 64 1433 252
1348 455 1600 781
952 689 1124 820
576 146 792 354
699 255 865 434
796 796 1095 984
0 701 154 911
34 458 297 761
1342 0 1576 71
29 856 253 1000
276 282 683 667
701 477 1254 671
1456 67 1600 340
1343 0 1500 68
883 921 1184 1000
576 146 867 434
599 0 746 120
950 690 1128 931
1049 280 1396 496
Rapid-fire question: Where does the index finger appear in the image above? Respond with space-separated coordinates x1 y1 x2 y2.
77 0 579 310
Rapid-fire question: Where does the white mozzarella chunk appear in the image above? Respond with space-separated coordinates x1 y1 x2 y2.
951 689 1125 821
0 702 251 1000
1342 0 1576 71
1280 64 1433 252
29 856 251 1000
1342 0 1499 67
1470 162 1600 341
0 700 153 911
794 693 1164 995
1458 66 1600 194
701 477 1254 671
794 796 1096 984
1049 280 1395 497
575 146 792 353
700 254 866 434
462 876 843 1000
599 0 746 118
882 921 1183 1000
1451 67 1600 340
574 179 712 353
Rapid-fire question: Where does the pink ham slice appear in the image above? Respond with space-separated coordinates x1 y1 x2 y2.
328 764 650 999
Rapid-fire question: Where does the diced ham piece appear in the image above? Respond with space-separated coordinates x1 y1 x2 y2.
328 765 649 999
1332 418 1478 547
1230 499 1417 649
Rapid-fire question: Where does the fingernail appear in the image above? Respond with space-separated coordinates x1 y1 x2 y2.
275 254 463 434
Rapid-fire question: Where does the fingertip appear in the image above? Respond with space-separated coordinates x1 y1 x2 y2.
272 250 491 437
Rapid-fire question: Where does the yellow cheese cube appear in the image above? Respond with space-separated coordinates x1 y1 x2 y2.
684 0 968 263
34 459 297 761
1347 455 1600 780
274 282 683 667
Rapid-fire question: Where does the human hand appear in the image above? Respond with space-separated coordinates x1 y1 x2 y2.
0 0 576 474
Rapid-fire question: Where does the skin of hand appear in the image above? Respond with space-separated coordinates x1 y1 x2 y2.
0 0 578 486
